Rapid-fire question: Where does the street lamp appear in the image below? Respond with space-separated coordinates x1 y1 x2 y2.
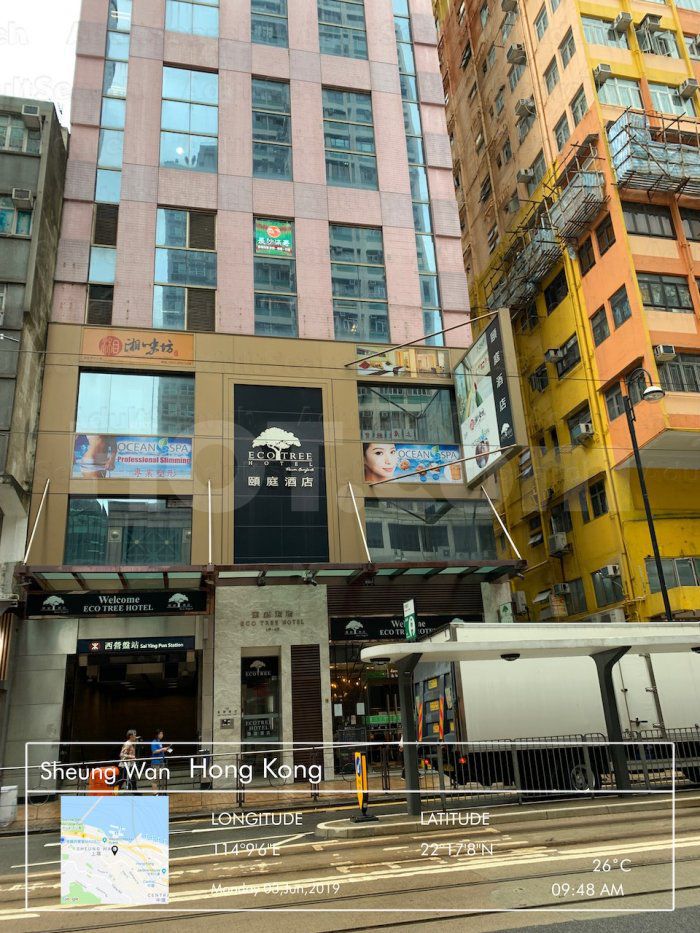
622 367 672 622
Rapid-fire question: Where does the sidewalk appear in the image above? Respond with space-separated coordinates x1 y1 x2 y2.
0 771 404 835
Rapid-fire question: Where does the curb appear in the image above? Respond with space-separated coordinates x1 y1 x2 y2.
314 791 700 839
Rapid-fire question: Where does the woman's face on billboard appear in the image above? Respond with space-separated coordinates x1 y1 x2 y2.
363 443 398 481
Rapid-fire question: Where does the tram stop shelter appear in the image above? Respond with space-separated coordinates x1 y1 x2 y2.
361 622 700 815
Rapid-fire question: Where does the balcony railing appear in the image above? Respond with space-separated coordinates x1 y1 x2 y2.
608 109 700 196
549 171 606 239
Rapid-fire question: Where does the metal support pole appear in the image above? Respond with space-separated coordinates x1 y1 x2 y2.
23 478 50 564
592 647 631 792
397 655 421 818
624 396 672 622
348 483 372 563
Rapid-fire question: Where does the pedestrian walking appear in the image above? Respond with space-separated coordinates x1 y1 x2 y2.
119 729 139 791
150 729 172 792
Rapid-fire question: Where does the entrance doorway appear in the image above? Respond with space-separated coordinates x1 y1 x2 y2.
61 649 199 766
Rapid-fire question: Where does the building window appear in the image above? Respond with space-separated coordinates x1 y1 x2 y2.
578 488 591 523
160 66 218 173
637 272 694 313
495 87 505 114
582 15 629 49
479 1 488 28
364 499 497 562
686 34 700 60
357 385 457 443
554 112 570 150
323 88 377 190
590 306 609 346
578 236 595 275
518 110 536 143
610 285 631 327
589 478 608 517
65 497 192 566
460 43 472 68
681 207 700 240
647 556 700 592
565 578 587 615
0 113 41 154
318 0 368 60
544 58 559 94
570 86 588 125
556 334 581 377
153 208 216 331
0 196 32 237
659 352 700 393
502 138 513 163
254 217 297 337
534 5 548 40
544 269 568 313
605 383 625 420
108 0 132 31
88 204 118 305
86 285 114 325
623 202 674 238
592 567 622 607
595 214 616 255
529 364 549 393
550 499 573 534
598 76 643 108
559 28 576 67
0 282 24 325
638 26 681 57
76 371 195 435
508 62 525 91
165 0 218 37
501 16 515 44
649 82 695 117
566 404 592 444
330 224 388 342
96 15 129 204
526 151 545 195
252 0 288 47
252 79 292 180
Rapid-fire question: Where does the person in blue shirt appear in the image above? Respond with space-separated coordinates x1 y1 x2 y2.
150 729 172 792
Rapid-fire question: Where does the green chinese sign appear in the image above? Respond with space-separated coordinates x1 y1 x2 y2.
255 219 294 257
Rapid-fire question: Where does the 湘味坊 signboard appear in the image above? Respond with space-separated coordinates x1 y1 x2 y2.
454 307 526 486
233 384 329 563
72 435 192 479
27 590 207 618
362 442 463 484
81 328 194 365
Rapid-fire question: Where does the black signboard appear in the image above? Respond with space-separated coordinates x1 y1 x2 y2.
330 616 453 642
27 590 207 618
241 655 279 683
234 384 329 562
77 636 195 653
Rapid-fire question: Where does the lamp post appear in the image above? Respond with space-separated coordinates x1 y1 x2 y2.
623 368 672 623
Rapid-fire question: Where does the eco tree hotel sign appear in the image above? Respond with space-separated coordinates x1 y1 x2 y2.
81 328 194 365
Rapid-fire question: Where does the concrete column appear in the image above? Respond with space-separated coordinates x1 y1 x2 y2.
592 647 631 792
397 655 421 817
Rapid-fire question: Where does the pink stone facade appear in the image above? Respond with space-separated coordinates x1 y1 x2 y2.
54 0 469 347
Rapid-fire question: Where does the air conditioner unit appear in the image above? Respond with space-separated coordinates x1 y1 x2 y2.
641 14 662 33
21 103 41 129
593 63 612 87
515 97 536 118
516 168 534 184
572 422 595 444
654 344 676 362
553 582 571 596
680 78 699 99
548 532 569 556
513 591 528 614
506 195 520 213
501 0 518 11
604 564 620 578
612 12 632 35
11 188 33 210
507 44 526 65
544 348 563 363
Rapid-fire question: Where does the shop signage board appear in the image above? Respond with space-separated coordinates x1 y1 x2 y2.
354 345 449 378
362 441 463 484
27 590 207 618
233 384 329 563
243 717 277 739
241 656 279 683
403 599 417 642
81 328 194 365
453 307 526 486
330 616 450 641
254 219 294 256
77 637 195 653
72 435 193 479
